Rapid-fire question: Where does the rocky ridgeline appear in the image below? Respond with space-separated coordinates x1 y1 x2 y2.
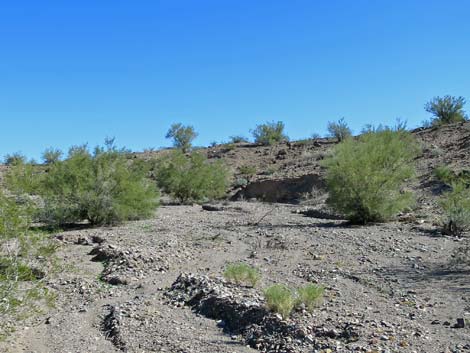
166 273 365 353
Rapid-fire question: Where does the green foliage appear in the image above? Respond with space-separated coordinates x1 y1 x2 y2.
223 143 236 151
156 150 230 203
440 182 470 236
425 95 468 126
327 118 352 142
7 143 159 227
251 121 288 146
323 129 419 224
0 191 57 337
434 165 454 185
223 263 260 287
362 119 408 134
4 162 41 195
434 165 470 187
41 148 63 165
264 284 295 318
229 135 249 143
3 152 27 166
295 284 324 312
165 123 198 153
238 165 257 178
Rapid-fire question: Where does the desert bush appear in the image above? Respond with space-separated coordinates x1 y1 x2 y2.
425 95 468 126
264 284 295 318
3 152 27 166
41 148 63 165
238 165 257 178
362 119 408 135
223 143 236 151
251 121 288 146
323 129 420 224
434 165 470 187
7 144 159 227
0 191 56 337
156 151 229 204
295 284 324 312
327 118 352 142
223 263 260 287
440 182 470 236
165 123 198 153
434 165 454 185
229 135 249 143
311 133 321 139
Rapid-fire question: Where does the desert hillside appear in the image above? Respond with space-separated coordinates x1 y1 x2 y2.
1 122 469 353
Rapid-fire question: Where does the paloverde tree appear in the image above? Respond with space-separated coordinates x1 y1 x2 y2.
323 128 420 224
251 121 288 146
327 118 352 142
165 123 198 153
41 147 63 165
425 95 468 126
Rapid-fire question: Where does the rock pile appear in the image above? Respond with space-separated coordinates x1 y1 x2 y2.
166 273 363 353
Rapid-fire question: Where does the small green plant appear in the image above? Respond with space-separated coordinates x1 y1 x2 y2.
264 284 295 318
295 284 324 312
425 95 468 126
362 119 408 135
327 118 352 142
223 263 260 287
238 165 257 178
3 152 27 166
251 121 288 146
165 123 198 153
323 129 420 224
440 182 470 236
434 165 454 184
229 135 249 143
156 150 230 204
223 143 236 151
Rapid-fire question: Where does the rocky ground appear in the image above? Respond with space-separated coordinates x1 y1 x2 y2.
1 202 469 353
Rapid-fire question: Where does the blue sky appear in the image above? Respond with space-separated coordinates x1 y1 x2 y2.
1 0 470 160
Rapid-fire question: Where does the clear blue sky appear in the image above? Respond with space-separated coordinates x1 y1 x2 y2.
1 0 469 160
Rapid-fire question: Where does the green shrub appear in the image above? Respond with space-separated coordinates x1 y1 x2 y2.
0 191 56 337
327 118 352 142
264 284 295 319
434 165 454 185
3 152 27 166
223 263 260 287
362 119 408 135
229 135 249 143
323 129 420 224
295 284 324 312
41 148 63 165
7 144 159 227
440 182 470 236
165 123 198 153
251 121 288 146
156 151 229 204
311 133 321 139
238 165 257 178
425 95 468 126
223 143 236 151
